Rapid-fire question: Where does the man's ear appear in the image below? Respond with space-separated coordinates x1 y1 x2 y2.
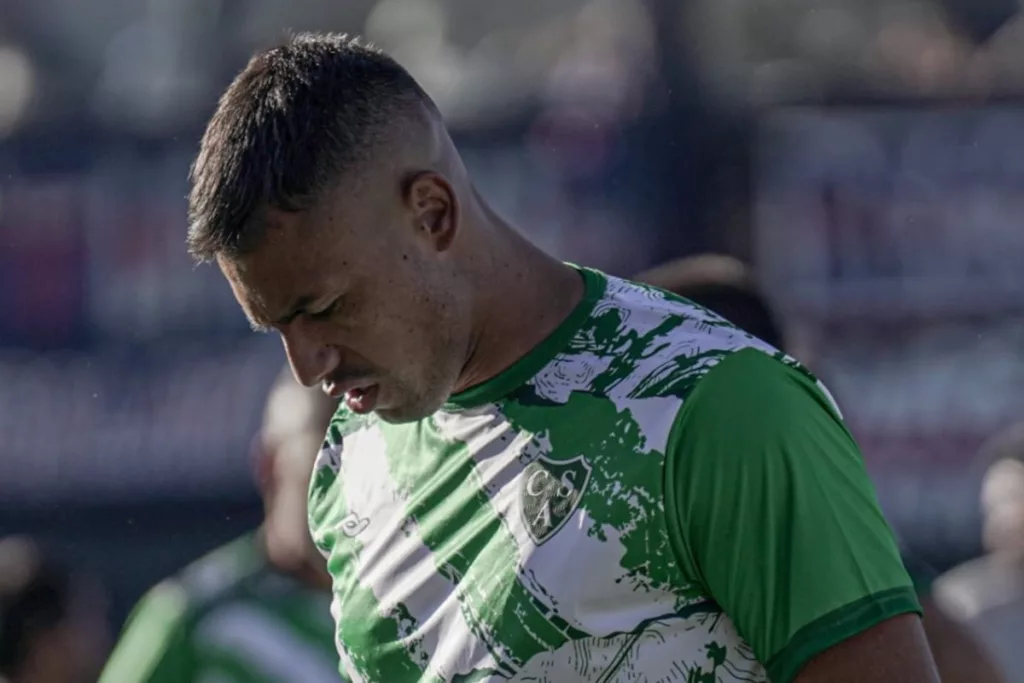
404 171 458 252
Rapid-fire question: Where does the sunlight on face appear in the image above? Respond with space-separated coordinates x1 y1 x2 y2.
219 173 471 423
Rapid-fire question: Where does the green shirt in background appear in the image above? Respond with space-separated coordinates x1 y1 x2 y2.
309 269 920 683
99 533 344 683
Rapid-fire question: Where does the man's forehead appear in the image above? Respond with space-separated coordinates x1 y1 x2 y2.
216 192 391 319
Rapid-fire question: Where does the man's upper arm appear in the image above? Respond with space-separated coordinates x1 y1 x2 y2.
663 348 930 683
98 581 193 683
794 613 938 682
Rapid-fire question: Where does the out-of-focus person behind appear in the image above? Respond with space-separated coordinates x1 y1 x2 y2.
935 422 1024 682
0 537 110 683
98 366 345 683
634 253 1005 683
634 255 786 349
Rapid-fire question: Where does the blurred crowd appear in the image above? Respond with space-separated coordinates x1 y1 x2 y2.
3 0 1024 680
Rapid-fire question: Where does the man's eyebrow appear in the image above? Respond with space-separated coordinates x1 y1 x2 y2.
249 294 317 332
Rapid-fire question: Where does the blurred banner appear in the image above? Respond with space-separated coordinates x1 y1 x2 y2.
0 174 87 346
0 338 282 505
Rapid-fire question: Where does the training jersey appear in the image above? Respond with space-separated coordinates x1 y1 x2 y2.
99 533 344 683
308 268 920 683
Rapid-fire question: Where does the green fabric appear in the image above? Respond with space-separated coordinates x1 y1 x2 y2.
99 581 193 683
444 266 604 410
99 534 343 683
308 270 921 682
664 348 922 683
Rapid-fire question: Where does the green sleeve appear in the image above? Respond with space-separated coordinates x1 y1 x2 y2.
98 582 194 683
900 551 937 598
664 348 921 683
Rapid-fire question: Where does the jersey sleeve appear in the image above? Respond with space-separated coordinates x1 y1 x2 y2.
663 348 921 683
98 582 194 683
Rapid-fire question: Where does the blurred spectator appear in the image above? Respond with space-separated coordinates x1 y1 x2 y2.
98 367 344 683
0 536 110 683
634 253 1005 683
936 422 1024 682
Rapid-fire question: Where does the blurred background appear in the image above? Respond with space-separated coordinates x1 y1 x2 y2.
2 0 1024 671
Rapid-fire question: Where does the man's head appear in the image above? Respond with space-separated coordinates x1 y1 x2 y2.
189 34 478 422
976 422 1024 554
0 537 109 683
254 365 339 588
633 254 787 352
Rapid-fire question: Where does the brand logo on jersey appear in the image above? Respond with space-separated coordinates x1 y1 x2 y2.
520 454 592 545
339 512 370 538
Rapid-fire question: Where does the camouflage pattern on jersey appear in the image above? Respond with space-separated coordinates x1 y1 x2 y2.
309 270 779 682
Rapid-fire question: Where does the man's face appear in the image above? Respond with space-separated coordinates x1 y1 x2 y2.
219 174 470 423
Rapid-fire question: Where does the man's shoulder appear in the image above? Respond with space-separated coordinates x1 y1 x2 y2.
542 274 787 402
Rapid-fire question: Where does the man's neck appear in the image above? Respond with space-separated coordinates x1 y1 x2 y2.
453 215 586 396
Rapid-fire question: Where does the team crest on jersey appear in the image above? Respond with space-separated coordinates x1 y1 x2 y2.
520 454 592 545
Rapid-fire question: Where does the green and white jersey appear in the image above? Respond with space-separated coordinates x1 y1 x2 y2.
99 533 344 683
309 268 920 683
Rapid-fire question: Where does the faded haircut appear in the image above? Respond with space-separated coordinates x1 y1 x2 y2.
187 33 435 262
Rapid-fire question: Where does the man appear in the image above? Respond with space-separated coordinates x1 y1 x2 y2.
635 253 1005 683
0 537 110 683
98 368 344 683
934 422 1024 681
186 33 938 682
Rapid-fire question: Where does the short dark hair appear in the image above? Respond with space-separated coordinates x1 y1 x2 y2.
0 537 74 676
634 254 787 351
187 33 434 262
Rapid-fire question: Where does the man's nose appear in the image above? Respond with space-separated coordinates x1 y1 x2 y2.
280 326 339 388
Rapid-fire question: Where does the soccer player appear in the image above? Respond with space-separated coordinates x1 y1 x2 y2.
635 253 1005 683
98 367 345 683
0 536 110 683
186 33 939 682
